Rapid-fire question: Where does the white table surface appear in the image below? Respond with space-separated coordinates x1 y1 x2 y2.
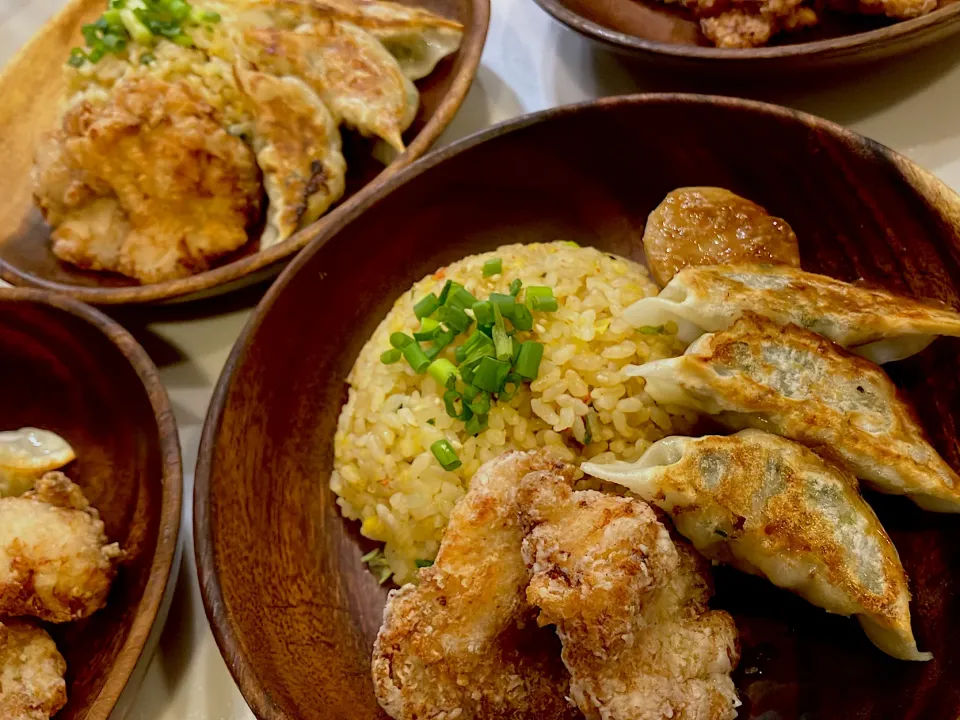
4 0 960 716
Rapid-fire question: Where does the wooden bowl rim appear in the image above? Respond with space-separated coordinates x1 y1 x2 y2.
193 92 960 720
0 0 490 306
532 0 960 61
0 286 183 720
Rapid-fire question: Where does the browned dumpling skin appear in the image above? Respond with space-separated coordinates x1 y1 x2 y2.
642 187 800 287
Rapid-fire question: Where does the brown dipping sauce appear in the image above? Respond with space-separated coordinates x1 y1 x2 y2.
642 187 801 287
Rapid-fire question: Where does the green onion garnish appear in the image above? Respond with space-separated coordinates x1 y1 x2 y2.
489 293 516 320
464 413 488 436
120 8 153 44
414 292 440 319
426 418 436 425
515 341 544 380
492 304 513 362
402 342 431 373
390 332 414 348
437 279 454 305
426 329 456 360
483 258 502 277
427 358 458 386
67 48 88 67
431 439 462 471
511 304 533 332
414 317 441 341
509 278 522 296
639 325 664 335
464 387 491 416
380 348 402 364
447 286 478 312
438 305 472 334
472 300 494 327
139 51 156 64
529 295 558 312
415 558 434 568
526 286 553 300
499 372 523 401
473 356 510 392
562 240 580 247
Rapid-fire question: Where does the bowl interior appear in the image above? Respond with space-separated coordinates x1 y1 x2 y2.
0 293 180 719
199 95 960 720
0 0 485 303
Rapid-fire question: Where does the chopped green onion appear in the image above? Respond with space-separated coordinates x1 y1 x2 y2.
168 0 190 20
120 8 153 44
438 305 472 334
428 358 458 386
472 300 494 327
172 32 194 46
402 342 430 373
562 240 580 247
515 342 544 380
492 304 513 362
380 348 402 364
361 548 381 563
639 325 664 335
473 356 511 392
414 292 441 319
426 418 436 425
499 372 523 402
437 279 454 305
443 390 472 421
445 374 458 390
483 258 502 277
447 286 478 312
489 293 516 320
67 48 87 67
529 295 558 312
415 558 434 568
87 46 105 62
526 286 554 300
414 317 441 341
464 413 488 436
139 51 156 64
190 6 221 23
430 439 462 471
509 278 522 297
511 304 533 331
427 329 456 359
464 388 491 416
103 9 124 29
390 332 414 348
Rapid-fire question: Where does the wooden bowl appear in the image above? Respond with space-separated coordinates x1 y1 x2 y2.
195 94 960 720
0 0 489 305
533 0 960 71
0 287 182 719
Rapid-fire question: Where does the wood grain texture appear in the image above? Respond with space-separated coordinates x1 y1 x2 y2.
0 287 182 719
0 0 488 305
533 0 960 71
195 94 960 720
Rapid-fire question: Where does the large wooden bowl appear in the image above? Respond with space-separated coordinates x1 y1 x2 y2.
0 0 488 305
533 0 960 71
0 287 182 719
195 94 960 720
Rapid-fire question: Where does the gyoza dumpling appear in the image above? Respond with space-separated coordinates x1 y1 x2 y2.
583 429 932 662
241 20 419 151
624 264 960 363
626 313 960 512
237 68 347 248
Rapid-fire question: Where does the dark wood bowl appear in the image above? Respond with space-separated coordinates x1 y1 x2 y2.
195 94 960 720
0 287 182 719
0 0 489 305
533 0 960 71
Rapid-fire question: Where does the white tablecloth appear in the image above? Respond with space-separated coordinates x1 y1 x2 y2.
4 0 960 716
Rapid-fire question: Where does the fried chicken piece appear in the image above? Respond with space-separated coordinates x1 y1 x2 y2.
33 75 263 284
699 2 818 47
829 0 935 19
0 472 123 623
0 619 67 720
643 187 800 286
372 451 580 720
519 473 740 720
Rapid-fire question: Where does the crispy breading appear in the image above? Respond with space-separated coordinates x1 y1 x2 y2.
33 75 263 284
519 472 740 720
0 619 67 720
0 472 123 623
372 450 579 720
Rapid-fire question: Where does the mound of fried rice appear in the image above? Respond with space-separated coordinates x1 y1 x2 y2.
330 241 694 584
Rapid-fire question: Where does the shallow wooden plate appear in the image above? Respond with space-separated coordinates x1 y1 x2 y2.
0 287 182 718
533 0 960 71
195 94 960 720
0 0 489 305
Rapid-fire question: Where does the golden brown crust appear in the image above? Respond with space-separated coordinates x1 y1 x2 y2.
642 188 800 286
0 472 123 623
372 451 579 720
0 619 67 720
519 473 740 720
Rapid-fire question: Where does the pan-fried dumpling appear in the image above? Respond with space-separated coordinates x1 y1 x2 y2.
625 313 960 512
237 68 346 248
583 429 932 661
241 21 419 151
624 264 960 363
